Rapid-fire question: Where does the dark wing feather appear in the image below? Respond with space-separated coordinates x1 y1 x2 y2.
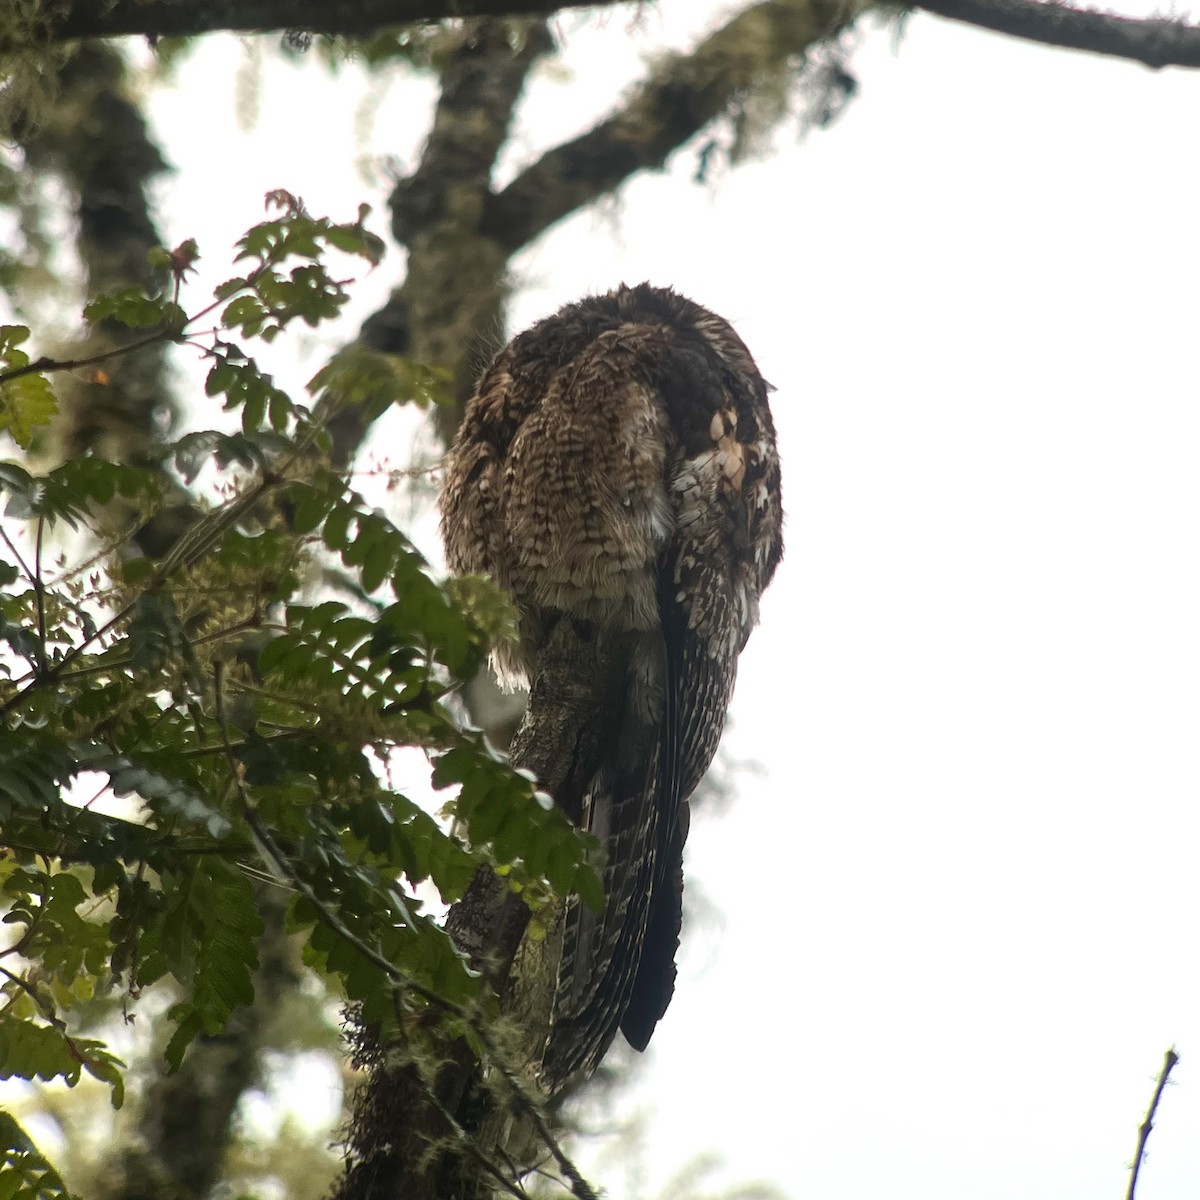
543 719 662 1081
620 554 737 1049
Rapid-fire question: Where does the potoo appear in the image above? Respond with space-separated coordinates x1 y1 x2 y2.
440 283 782 1086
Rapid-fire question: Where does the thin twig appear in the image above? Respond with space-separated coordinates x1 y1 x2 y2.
0 964 64 1028
0 470 276 717
180 727 316 759
1127 1048 1179 1200
43 515 150 588
490 1053 598 1200
0 329 175 386
33 515 46 671
18 615 273 689
0 262 264 388
0 918 37 962
0 525 34 582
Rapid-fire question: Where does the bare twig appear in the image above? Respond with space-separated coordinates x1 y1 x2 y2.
1127 1048 1179 1200
0 330 175 386
0 480 273 717
179 728 317 759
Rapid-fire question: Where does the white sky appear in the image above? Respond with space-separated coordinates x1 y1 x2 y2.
110 3 1200 1197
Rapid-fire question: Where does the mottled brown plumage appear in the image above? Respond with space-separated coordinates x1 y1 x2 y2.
440 283 782 1085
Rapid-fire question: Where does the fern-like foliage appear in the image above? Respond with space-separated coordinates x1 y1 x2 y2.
0 192 601 1188
0 1109 74 1200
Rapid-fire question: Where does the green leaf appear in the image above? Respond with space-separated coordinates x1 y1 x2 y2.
492 808 532 865
546 844 578 896
360 539 395 594
84 286 176 329
574 863 605 913
80 1044 127 1109
222 294 268 336
0 371 57 450
464 790 508 846
0 1110 75 1200
172 430 267 482
322 500 353 550
0 738 75 820
0 327 58 450
307 347 446 421
0 461 34 507
205 359 236 397
0 1019 120 1103
285 483 334 534
150 860 263 1067
0 458 158 528
162 1007 205 1072
0 326 31 355
101 755 231 839
128 592 195 675
213 276 249 301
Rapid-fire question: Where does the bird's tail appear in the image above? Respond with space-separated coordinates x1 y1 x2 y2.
537 686 683 1087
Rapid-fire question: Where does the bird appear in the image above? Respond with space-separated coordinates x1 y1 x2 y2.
439 283 782 1087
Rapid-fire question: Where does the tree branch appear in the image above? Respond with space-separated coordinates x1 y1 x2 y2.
915 0 1200 69
483 0 862 253
352 16 555 456
0 333 174 386
1126 1048 1179 1200
355 0 858 463
15 44 175 467
29 0 633 47
31 0 1200 72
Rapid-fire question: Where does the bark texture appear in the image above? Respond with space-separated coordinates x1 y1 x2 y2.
17 43 174 468
24 0 629 47
15 45 301 1200
334 618 629 1200
21 0 1200 71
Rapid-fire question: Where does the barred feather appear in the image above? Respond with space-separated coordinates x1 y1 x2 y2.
440 283 782 1087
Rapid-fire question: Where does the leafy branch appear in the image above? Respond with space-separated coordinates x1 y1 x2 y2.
0 192 604 1199
217 665 598 1200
